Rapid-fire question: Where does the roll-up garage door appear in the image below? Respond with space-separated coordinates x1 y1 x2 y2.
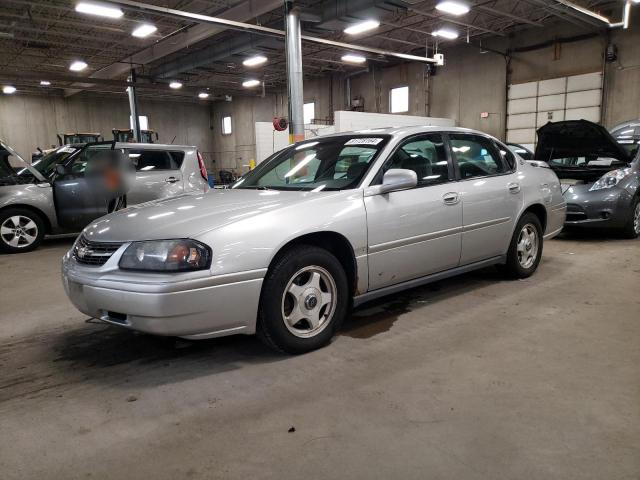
506 72 602 150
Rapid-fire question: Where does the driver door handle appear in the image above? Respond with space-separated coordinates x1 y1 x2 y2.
165 176 179 184
442 192 460 205
508 182 521 193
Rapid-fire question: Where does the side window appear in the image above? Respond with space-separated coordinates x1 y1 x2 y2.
67 143 112 175
128 150 184 171
449 134 506 179
378 134 450 187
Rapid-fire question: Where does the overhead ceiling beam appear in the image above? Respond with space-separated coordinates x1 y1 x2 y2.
108 0 439 63
408 7 506 36
64 0 282 95
473 4 545 27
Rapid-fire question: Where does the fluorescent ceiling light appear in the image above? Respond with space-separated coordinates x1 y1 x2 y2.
75 1 123 19
3 86 16 94
132 23 157 38
198 92 209 99
242 79 261 88
432 28 459 39
344 20 380 35
435 1 470 16
341 54 367 64
40 80 51 86
69 60 88 71
169 81 183 89
243 55 268 67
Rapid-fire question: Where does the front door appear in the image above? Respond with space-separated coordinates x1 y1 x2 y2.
449 133 523 265
365 133 463 291
125 149 185 204
53 143 127 230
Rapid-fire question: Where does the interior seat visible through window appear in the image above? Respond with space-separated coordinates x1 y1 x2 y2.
377 134 450 187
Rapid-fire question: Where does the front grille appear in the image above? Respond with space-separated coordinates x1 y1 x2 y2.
73 235 123 266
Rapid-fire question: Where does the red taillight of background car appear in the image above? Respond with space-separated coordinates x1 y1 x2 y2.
197 151 208 181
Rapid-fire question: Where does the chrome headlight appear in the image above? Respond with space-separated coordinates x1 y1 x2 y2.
590 168 631 191
119 239 211 272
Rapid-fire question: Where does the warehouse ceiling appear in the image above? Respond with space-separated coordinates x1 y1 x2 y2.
0 0 625 100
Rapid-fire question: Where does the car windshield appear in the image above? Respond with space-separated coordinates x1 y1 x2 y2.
232 135 390 191
17 147 79 178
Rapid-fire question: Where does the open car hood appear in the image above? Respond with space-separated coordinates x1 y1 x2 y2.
534 120 630 163
0 139 47 182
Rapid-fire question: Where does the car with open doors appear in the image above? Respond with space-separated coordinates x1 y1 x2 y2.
535 120 640 238
62 126 566 354
0 140 209 253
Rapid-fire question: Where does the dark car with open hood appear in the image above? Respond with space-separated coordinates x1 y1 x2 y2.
535 120 639 238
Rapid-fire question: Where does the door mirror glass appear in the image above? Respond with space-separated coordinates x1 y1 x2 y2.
55 164 68 176
379 168 417 194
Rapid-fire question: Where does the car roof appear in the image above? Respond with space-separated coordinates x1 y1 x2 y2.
311 125 484 139
114 142 196 150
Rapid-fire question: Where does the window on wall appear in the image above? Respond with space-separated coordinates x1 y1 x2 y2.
222 115 232 135
390 86 409 113
303 102 315 125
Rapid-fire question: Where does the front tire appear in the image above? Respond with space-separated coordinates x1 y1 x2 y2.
0 208 46 253
503 212 543 279
620 196 640 239
257 245 349 354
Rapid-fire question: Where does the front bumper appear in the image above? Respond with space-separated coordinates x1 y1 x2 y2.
62 248 265 339
562 184 634 230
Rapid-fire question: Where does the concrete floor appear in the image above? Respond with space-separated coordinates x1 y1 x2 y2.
0 234 638 479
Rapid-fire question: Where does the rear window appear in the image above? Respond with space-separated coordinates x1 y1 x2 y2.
127 150 185 171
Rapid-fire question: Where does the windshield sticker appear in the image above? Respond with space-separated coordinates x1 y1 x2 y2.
345 138 383 146
57 147 77 153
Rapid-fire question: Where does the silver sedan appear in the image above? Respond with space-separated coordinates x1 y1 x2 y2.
62 127 566 354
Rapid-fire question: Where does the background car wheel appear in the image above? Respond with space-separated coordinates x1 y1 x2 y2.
620 196 640 239
502 212 543 279
257 245 349 354
0 208 46 253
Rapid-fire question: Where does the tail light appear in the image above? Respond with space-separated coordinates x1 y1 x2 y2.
197 151 208 181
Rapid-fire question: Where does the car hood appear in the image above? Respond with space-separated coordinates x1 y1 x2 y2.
534 120 630 162
83 188 346 242
0 139 47 182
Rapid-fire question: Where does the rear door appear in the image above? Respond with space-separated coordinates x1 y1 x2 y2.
449 133 523 265
125 149 186 204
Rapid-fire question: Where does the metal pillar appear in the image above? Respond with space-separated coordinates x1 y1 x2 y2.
285 2 304 144
127 69 141 142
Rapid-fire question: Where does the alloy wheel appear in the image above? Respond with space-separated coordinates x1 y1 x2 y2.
516 223 538 269
0 215 39 248
281 265 337 338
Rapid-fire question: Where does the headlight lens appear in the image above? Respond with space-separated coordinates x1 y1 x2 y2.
589 168 631 191
119 239 211 272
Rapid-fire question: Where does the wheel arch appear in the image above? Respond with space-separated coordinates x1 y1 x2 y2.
521 203 547 233
266 231 358 297
0 204 52 234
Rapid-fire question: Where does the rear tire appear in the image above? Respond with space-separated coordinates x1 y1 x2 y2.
502 212 543 279
620 196 640 239
257 245 349 354
0 208 46 253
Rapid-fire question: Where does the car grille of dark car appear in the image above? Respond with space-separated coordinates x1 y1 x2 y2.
565 203 587 221
73 236 123 266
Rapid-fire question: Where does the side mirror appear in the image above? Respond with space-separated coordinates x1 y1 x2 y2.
366 168 417 196
55 164 68 176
